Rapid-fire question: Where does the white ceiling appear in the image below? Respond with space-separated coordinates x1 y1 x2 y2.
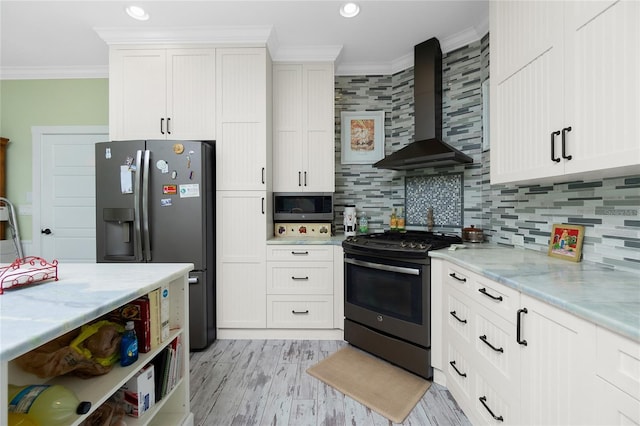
0 0 489 79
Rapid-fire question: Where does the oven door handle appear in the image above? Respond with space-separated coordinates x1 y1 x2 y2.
344 258 421 275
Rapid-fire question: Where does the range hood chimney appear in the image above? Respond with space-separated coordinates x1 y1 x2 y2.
374 38 473 170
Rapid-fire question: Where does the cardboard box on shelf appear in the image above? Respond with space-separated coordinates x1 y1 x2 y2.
121 364 155 417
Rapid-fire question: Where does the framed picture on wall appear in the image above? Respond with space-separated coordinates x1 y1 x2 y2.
548 223 585 262
340 111 385 164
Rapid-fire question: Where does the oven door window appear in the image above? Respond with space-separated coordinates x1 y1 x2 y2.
345 256 422 324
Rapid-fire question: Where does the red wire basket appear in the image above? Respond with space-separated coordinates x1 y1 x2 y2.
0 256 59 294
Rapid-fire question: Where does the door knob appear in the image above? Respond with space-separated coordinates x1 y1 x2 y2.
41 228 52 235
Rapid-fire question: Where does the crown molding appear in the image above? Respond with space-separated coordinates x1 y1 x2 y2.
272 45 343 63
93 25 275 47
0 66 108 80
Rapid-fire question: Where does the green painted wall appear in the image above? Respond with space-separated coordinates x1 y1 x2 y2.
0 78 108 240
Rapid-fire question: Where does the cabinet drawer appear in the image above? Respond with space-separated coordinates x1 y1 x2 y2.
445 340 473 401
267 245 333 261
473 372 518 425
471 276 519 323
444 264 473 293
596 327 640 401
473 304 519 385
266 295 333 328
444 288 473 343
266 262 333 294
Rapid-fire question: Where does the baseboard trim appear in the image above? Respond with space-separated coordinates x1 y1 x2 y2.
217 328 344 340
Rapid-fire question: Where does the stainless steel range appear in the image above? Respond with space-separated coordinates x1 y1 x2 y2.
342 231 462 379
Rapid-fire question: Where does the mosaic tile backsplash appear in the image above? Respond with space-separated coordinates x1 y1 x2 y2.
405 174 463 226
335 34 639 273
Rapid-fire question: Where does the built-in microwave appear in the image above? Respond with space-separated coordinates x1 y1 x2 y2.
273 193 333 222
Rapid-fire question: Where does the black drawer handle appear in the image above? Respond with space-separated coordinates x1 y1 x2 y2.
450 310 467 324
291 276 309 281
478 287 503 301
292 310 309 314
517 308 528 346
551 130 561 163
298 171 302 186
561 126 572 160
479 396 504 422
479 335 504 353
449 272 466 282
449 360 467 378
291 251 309 255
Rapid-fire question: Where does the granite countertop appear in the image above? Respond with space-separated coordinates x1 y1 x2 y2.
430 244 640 342
0 262 193 362
267 235 347 245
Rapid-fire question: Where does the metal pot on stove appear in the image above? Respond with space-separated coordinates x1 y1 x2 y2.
462 225 484 243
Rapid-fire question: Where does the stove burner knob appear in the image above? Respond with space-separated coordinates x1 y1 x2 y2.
418 243 427 249
408 242 417 248
400 241 407 248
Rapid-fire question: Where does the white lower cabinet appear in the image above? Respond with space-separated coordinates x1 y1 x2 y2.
437 259 602 425
266 245 334 329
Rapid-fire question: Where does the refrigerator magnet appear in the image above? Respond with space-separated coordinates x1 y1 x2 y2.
156 159 169 173
173 143 184 154
160 198 172 207
163 184 177 195
179 184 200 198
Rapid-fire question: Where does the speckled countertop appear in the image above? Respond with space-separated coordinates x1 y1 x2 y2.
0 263 193 362
267 235 346 245
430 244 640 342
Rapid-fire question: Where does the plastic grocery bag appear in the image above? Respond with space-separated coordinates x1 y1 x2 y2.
15 320 124 378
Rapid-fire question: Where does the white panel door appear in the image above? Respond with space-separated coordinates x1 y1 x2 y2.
490 0 564 184
166 48 216 140
34 126 109 262
272 64 304 192
563 0 640 176
216 191 267 328
519 294 597 426
303 63 335 192
109 49 166 140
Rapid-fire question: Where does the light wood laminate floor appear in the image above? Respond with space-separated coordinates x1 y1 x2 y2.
189 339 471 425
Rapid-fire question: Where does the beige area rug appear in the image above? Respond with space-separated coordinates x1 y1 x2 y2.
306 346 431 423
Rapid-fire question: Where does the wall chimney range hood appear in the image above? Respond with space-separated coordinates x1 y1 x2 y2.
374 38 473 170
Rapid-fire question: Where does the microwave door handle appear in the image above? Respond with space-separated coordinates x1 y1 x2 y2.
142 149 151 261
344 258 420 276
133 150 143 261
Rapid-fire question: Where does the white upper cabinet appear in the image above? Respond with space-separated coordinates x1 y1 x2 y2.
490 0 640 185
109 47 216 141
215 48 271 190
273 63 335 192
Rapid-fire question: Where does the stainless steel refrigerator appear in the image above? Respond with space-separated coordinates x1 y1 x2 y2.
95 139 215 350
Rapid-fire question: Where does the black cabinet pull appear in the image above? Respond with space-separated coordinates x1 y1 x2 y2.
479 335 504 353
449 272 466 282
292 310 309 314
262 167 265 184
298 171 302 186
261 197 265 215
479 396 504 422
562 126 572 160
517 308 528 346
450 310 467 324
291 276 309 281
478 287 503 301
449 360 467 378
160 118 165 135
550 130 561 163
166 117 171 134
304 171 307 186
291 251 309 255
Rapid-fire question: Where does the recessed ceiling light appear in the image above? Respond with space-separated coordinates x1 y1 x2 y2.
125 5 149 21
340 2 360 18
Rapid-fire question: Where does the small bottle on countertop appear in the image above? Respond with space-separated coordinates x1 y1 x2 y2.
119 321 138 367
358 211 368 234
397 207 406 231
390 208 398 230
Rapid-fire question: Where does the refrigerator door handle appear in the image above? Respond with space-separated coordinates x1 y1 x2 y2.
142 149 152 261
133 150 144 261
